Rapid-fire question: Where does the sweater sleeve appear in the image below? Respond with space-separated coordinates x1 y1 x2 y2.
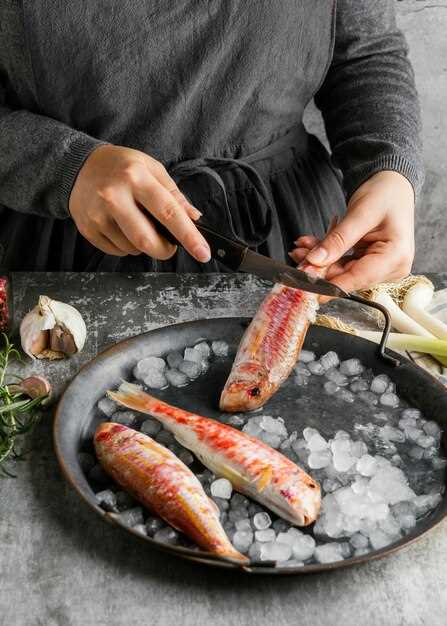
0 91 104 219
314 0 424 200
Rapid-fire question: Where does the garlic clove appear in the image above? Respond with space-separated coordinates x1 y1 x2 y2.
20 295 87 359
9 375 52 399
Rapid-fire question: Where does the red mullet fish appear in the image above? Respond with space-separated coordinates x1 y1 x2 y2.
220 265 322 412
94 422 247 562
108 383 321 526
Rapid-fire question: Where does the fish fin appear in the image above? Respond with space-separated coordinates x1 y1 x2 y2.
107 382 154 414
255 465 273 492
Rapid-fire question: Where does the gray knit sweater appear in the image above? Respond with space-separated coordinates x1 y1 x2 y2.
0 0 423 221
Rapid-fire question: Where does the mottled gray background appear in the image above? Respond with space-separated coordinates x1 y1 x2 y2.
304 0 447 273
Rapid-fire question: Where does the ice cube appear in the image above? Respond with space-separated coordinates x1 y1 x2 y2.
299 350 316 363
324 381 340 395
193 341 211 360
165 368 189 387
307 433 328 452
322 478 341 493
358 391 378 406
399 416 417 430
178 359 202 379
356 455 378 477
379 514 401 537
339 542 352 558
233 530 254 553
379 426 405 443
255 529 276 543
210 478 233 499
370 374 390 395
308 361 325 375
178 450 194 466
333 450 356 472
320 351 340 371
374 412 389 422
143 370 168 389
295 362 312 376
280 431 298 450
227 414 246 427
380 393 400 408
335 430 351 440
303 427 320 441
291 535 315 561
401 408 422 421
416 435 435 449
228 508 249 523
351 441 368 458
369 529 394 550
156 430 175 446
350 532 368 549
248 541 262 560
248 502 265 517
338 389 355 403
325 368 348 386
272 518 290 533
235 518 252 532
408 446 424 460
368 466 416 504
116 507 144 527
339 358 364 376
242 420 263 437
308 450 332 469
276 528 303 546
112 411 137 427
423 421 441 438
351 476 369 495
95 490 118 512
153 527 179 544
97 397 117 417
314 543 344 563
145 516 164 536
259 431 282 448
259 415 288 437
115 491 134 511
134 356 166 379
141 418 162 437
231 493 249 509
166 351 184 369
412 493 442 515
260 541 292 562
211 340 229 357
253 512 272 530
331 438 351 455
295 373 309 387
350 379 369 393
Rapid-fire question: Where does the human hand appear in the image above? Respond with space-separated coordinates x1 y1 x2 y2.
69 144 211 261
289 171 415 293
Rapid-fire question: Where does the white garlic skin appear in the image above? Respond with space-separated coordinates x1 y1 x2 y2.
20 295 87 359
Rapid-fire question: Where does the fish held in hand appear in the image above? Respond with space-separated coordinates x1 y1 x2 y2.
94 422 247 562
108 383 321 526
220 277 320 412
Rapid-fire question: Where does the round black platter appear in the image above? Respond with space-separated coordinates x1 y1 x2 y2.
54 318 447 574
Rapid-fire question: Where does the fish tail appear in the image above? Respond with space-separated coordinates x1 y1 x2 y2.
107 382 161 416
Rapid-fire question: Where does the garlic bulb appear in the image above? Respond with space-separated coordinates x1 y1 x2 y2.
20 295 87 359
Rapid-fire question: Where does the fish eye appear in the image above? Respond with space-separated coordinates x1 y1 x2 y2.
249 386 261 397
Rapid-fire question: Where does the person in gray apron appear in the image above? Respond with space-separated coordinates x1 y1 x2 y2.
0 1 423 294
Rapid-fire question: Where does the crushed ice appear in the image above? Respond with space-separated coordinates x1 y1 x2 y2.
88 346 446 568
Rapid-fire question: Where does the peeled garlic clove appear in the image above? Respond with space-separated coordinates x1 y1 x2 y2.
9 375 52 399
20 295 87 359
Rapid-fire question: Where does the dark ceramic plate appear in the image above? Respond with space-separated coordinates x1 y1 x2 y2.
54 318 447 574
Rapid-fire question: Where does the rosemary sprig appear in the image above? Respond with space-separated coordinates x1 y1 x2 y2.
0 334 49 477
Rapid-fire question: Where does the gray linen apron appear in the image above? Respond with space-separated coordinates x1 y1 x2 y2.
0 1 345 271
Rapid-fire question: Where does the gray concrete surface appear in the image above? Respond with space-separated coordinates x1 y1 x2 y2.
0 272 446 626
304 0 447 273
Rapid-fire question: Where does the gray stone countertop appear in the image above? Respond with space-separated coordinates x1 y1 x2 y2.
1 272 446 626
